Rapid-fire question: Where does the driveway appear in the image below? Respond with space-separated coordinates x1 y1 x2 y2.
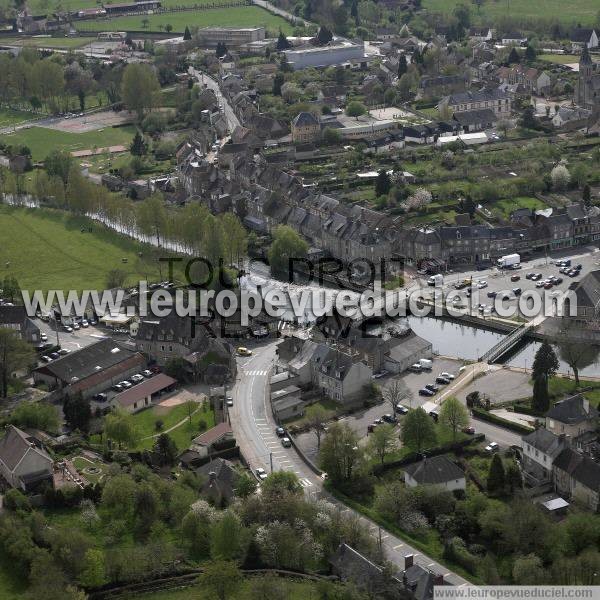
456 368 531 406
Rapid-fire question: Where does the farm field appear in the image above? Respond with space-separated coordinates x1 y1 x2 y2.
74 6 293 34
0 124 135 162
0 36 90 49
0 108 37 128
0 206 174 292
538 53 580 65
422 0 598 25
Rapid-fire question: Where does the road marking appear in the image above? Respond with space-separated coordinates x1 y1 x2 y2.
393 544 404 550
427 563 435 567
381 535 389 540
299 478 313 487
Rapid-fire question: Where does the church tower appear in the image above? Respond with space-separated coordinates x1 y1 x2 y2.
577 46 593 109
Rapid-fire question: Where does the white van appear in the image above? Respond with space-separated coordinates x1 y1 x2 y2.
419 358 433 370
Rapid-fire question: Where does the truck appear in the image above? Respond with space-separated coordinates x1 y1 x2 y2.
419 358 433 371
427 274 444 287
497 253 520 269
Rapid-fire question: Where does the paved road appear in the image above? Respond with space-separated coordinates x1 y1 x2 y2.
189 67 240 133
230 342 470 586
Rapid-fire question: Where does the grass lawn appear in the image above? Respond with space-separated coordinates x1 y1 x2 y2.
135 579 332 599
0 108 37 128
422 0 597 25
29 0 236 14
133 400 215 451
549 376 600 406
0 124 135 162
0 205 178 292
75 6 293 34
538 54 580 65
72 455 108 484
0 36 90 49
489 196 547 219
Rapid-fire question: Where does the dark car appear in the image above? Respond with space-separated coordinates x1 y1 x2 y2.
512 287 522 296
554 277 563 284
382 414 398 424
525 272 535 280
395 404 409 415
436 376 451 385
462 426 475 435
50 352 60 360
275 427 286 437
419 388 435 397
425 383 439 392
487 291 497 298
511 274 520 282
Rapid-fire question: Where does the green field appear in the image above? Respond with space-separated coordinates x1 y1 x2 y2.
489 196 547 218
0 125 135 162
0 108 36 128
29 0 237 15
539 53 580 65
0 206 172 292
422 0 598 25
75 6 292 34
0 36 90 49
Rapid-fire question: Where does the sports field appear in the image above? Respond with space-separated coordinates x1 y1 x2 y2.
0 206 170 292
422 0 598 25
74 6 292 34
0 125 135 162
0 36 90 49
28 0 236 15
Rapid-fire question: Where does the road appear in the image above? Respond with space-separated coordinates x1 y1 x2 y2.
230 342 470 586
188 67 240 133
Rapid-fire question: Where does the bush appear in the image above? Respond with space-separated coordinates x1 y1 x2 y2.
154 140 176 161
4 489 31 512
444 536 478 574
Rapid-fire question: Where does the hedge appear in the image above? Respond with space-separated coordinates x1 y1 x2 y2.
472 408 533 435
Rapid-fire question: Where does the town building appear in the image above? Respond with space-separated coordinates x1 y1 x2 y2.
570 28 599 52
283 38 365 70
438 89 512 118
553 447 600 511
104 0 161 15
291 112 321 144
271 385 304 421
112 373 178 414
521 428 570 486
419 75 466 100
0 425 54 492
403 455 466 491
575 47 600 114
0 305 40 343
190 422 234 458
196 458 240 505
496 65 551 95
546 395 598 444
194 27 266 48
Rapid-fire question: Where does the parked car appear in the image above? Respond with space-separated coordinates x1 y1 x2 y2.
142 369 153 377
395 404 409 415
255 467 268 480
226 398 233 407
435 376 451 385
485 442 499 453
281 436 292 448
554 277 563 285
41 355 52 362
73 323 80 330
477 280 488 289
58 348 70 355
425 383 439 392
237 346 252 356
408 363 422 373
419 388 435 396
49 352 60 360
275 427 286 437
487 291 497 298
525 272 535 280
382 414 398 424
113 383 124 392
439 372 455 380
511 274 520 282
119 381 132 389
462 426 475 435
40 333 48 342
130 374 145 383
512 287 522 296
64 326 73 333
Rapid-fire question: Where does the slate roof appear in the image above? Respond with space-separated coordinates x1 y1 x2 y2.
196 457 239 501
404 455 464 485
547 394 598 425
569 270 600 310
554 447 600 492
0 425 52 472
446 88 510 104
113 373 177 408
292 112 319 128
522 428 567 456
571 28 596 43
453 108 497 127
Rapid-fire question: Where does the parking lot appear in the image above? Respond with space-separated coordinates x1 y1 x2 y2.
417 247 600 321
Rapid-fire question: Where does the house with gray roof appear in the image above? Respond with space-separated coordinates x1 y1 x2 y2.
404 455 466 491
546 394 598 443
0 425 54 491
438 88 511 117
553 447 600 511
522 429 570 485
315 346 372 404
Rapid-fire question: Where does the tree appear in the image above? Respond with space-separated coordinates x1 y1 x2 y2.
183 25 192 40
130 131 148 156
268 225 308 278
322 127 341 145
346 101 366 119
210 512 248 562
234 472 257 499
520 107 537 130
120 63 160 120
272 73 284 96
487 454 506 495
524 44 536 62
104 410 138 449
551 164 571 191
164 356 189 382
305 404 328 449
375 169 391 197
558 339 598 386
439 397 469 441
44 149 73 185
512 554 547 584
276 30 291 50
583 183 591 207
532 375 550 413
319 422 364 483
532 341 559 409
0 328 34 398
198 560 243 600
401 408 437 453
368 423 398 464
505 462 522 494
383 379 411 414
164 23 173 33
10 401 59 432
507 47 521 64
153 433 178 466
261 471 303 499
63 392 92 433
398 54 407 78
78 548 107 588
315 26 333 46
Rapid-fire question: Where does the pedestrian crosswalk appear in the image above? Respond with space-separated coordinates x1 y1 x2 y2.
244 369 269 376
299 478 313 488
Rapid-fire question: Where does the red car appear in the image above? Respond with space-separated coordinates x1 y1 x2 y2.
462 426 475 435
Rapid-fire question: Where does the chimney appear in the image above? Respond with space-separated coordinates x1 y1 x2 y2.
208 471 217 485
434 573 444 586
404 554 414 569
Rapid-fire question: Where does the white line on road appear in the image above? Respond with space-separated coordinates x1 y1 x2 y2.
393 544 404 551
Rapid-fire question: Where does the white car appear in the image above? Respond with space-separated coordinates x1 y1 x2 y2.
439 372 455 380
119 381 133 389
485 442 499 453
142 370 153 377
255 467 268 480
64 326 73 333
477 281 488 289
130 374 144 383
81 320 89 327
40 333 48 342
73 323 80 330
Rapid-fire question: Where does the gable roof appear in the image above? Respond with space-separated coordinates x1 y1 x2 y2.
571 28 596 43
404 455 464 485
0 425 53 472
569 270 600 310
113 373 177 408
192 422 233 447
292 112 319 128
522 428 567 456
547 394 598 425
554 448 600 492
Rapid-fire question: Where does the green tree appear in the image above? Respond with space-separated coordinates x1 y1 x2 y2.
261 470 303 499
401 408 437 452
0 328 34 399
153 433 178 466
121 63 160 120
276 30 291 50
512 553 547 584
106 268 127 290
453 3 471 29
505 463 522 494
583 183 592 207
524 44 536 62
315 25 333 45
198 560 243 600
10 401 58 432
532 375 550 413
487 454 506 495
375 169 391 197
183 25 192 40
104 410 138 449
134 483 159 537
44 149 73 185
346 101 367 119
532 341 559 407
78 548 107 588
305 403 328 449
507 47 521 64
268 225 308 278
322 127 341 144
368 423 397 464
210 511 248 562
63 392 92 433
234 472 257 499
1 276 21 303
164 23 173 33
439 397 469 441
164 357 189 382
398 54 407 78
272 73 284 96
130 131 148 156
319 422 364 483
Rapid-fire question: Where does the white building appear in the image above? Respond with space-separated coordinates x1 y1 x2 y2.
403 456 466 491
284 39 365 70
